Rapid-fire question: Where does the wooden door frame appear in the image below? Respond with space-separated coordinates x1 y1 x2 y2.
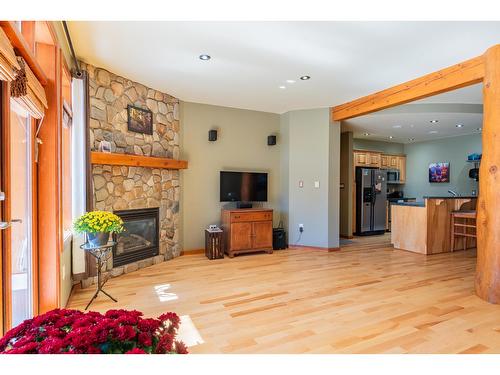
0 82 40 333
1 82 13 332
0 82 8 335
331 44 500 304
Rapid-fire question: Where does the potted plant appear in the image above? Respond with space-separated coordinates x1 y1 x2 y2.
74 210 124 247
0 308 188 354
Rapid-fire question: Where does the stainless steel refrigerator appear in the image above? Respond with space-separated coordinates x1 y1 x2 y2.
355 168 387 235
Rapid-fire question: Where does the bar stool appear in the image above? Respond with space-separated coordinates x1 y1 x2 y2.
450 210 477 252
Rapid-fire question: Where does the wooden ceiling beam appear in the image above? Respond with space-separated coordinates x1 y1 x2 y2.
331 55 485 121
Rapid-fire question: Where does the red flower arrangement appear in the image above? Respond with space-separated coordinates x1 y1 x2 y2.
0 308 188 354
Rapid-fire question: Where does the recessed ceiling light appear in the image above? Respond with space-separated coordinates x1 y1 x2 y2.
199 54 211 61
300 75 311 80
408 138 415 141
279 86 286 89
430 120 439 123
429 130 438 134
392 125 402 129
363 133 370 136
456 124 464 128
286 79 296 84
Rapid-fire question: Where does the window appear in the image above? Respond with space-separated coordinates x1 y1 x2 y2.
9 99 33 327
62 67 73 237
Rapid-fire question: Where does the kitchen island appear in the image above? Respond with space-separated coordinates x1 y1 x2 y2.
391 196 477 254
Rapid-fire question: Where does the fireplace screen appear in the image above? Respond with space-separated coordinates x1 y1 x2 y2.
113 208 159 267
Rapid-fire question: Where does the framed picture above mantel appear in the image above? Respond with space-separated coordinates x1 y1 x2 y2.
127 104 153 135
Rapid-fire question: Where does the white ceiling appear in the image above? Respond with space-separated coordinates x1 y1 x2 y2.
68 21 499 114
342 84 483 143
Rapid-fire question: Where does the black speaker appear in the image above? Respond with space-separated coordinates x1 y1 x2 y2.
208 129 218 141
267 135 277 146
273 228 287 250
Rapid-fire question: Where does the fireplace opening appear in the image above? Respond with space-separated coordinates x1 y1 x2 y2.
113 208 159 267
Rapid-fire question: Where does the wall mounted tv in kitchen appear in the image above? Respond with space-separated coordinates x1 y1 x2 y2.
220 171 268 202
429 162 450 183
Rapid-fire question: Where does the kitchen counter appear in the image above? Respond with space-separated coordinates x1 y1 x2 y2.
423 195 478 199
391 201 425 207
391 197 477 254
387 197 416 201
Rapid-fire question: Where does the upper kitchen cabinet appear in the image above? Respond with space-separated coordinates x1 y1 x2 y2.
397 156 406 183
354 150 381 168
368 153 381 167
354 150 367 166
353 150 406 182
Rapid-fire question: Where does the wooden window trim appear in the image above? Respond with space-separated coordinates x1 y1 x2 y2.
0 21 48 86
0 81 9 334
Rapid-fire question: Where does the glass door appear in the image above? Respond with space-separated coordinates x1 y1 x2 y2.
8 99 33 327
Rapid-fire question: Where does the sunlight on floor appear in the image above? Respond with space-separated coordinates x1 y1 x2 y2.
178 315 204 347
154 283 178 302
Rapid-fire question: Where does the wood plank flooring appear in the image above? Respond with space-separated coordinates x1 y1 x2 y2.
67 235 500 353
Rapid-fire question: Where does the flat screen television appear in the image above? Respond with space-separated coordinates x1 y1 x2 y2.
220 171 268 202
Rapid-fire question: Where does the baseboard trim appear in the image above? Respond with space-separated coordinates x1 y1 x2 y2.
289 245 340 252
72 272 87 282
340 235 354 239
180 248 205 256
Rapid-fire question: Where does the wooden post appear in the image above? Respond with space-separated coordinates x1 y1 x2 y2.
475 44 500 303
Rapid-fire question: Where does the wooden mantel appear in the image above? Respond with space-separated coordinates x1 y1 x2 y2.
90 151 188 170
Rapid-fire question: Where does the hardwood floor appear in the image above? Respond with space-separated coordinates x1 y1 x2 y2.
67 235 500 353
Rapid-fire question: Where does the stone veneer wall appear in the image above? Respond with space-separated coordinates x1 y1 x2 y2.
83 62 181 284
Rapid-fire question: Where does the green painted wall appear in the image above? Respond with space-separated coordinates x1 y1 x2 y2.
282 108 340 248
403 134 482 199
180 102 281 250
353 139 404 154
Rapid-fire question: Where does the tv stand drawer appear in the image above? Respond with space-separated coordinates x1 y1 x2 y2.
231 211 272 223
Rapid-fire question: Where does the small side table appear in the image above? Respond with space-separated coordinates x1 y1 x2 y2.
205 229 224 259
80 241 118 310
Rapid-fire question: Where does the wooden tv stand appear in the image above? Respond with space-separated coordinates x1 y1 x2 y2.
221 208 273 258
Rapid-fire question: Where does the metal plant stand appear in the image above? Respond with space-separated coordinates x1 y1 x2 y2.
80 241 118 310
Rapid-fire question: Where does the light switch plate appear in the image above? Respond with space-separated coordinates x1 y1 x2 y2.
314 181 320 188
299 180 304 188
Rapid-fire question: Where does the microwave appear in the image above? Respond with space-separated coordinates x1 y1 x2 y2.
386 169 400 182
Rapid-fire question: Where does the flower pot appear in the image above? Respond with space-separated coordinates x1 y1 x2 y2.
87 232 110 247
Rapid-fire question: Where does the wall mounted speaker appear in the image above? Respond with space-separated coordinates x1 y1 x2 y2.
208 129 218 142
267 135 277 146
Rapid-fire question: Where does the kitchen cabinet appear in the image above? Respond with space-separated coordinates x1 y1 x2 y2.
368 153 381 167
389 155 399 168
381 155 389 168
397 156 406 183
354 151 368 166
354 151 381 168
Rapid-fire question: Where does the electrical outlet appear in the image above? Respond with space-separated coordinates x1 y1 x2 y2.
299 224 304 233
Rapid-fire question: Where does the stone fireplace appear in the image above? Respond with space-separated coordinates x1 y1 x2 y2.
81 62 182 286
113 208 160 267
